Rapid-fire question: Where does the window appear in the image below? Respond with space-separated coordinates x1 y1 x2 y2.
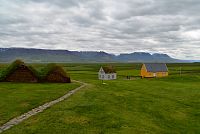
102 75 104 78
112 75 114 79
108 75 110 79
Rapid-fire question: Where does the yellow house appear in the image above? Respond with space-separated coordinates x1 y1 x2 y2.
141 63 168 78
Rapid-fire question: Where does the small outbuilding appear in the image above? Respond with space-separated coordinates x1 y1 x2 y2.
42 64 71 83
2 60 39 83
98 66 117 80
141 63 168 78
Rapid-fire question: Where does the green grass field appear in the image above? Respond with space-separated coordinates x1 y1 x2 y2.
0 83 80 126
0 63 200 134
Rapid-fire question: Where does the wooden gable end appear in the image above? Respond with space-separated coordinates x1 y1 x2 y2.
5 66 38 83
46 72 71 83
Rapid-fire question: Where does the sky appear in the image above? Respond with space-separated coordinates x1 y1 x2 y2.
0 0 200 60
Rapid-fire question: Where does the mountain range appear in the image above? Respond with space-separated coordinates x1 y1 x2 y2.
0 48 184 63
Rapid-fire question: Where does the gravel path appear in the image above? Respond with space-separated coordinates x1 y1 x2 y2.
0 80 87 133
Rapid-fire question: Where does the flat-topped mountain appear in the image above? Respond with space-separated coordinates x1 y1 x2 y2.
0 48 182 63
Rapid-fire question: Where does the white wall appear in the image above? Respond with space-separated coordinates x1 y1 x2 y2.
98 67 117 80
98 73 117 80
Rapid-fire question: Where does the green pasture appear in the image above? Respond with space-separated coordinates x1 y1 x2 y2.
0 63 200 134
0 83 80 126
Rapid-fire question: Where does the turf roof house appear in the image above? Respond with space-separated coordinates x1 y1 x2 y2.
42 64 71 83
141 63 168 78
98 66 117 80
2 60 39 83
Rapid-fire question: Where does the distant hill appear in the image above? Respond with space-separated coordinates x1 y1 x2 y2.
0 48 183 63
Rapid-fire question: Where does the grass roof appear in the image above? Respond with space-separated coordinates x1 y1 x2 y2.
102 65 116 73
41 63 69 78
0 59 39 81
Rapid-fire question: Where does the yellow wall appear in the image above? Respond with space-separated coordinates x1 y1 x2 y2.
141 64 168 78
155 72 168 77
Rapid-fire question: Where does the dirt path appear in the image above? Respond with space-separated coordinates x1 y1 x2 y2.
0 80 87 133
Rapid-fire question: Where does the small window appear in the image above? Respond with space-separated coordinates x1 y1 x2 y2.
112 75 114 79
108 75 110 79
102 75 104 78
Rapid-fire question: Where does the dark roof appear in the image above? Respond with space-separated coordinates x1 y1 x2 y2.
144 63 168 72
102 66 116 73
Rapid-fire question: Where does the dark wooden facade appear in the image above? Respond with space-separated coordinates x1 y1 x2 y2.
45 70 71 83
5 65 38 83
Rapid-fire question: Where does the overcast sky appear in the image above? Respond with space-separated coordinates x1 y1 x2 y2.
0 0 200 59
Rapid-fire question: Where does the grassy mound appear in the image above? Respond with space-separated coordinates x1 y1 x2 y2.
40 63 70 82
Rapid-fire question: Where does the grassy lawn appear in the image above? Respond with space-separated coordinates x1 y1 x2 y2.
1 63 200 134
0 82 80 126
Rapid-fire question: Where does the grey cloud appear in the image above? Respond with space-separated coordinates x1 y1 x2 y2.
0 0 200 59
29 0 81 8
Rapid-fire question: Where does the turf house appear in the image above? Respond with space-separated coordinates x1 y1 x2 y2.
1 60 39 83
98 66 117 80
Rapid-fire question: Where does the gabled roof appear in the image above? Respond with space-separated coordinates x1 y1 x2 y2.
144 63 168 72
101 66 116 73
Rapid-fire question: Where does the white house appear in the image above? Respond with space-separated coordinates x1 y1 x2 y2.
98 66 117 80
